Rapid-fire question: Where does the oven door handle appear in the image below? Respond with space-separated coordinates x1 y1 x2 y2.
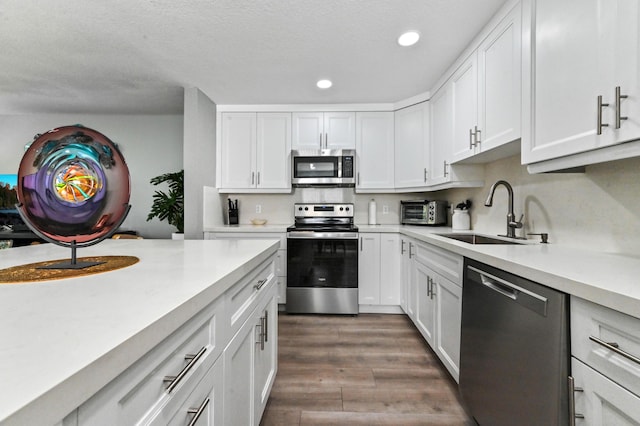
287 232 359 239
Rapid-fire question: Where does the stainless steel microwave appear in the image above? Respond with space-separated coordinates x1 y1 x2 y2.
291 149 355 187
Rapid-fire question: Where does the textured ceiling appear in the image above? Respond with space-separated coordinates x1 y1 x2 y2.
0 0 507 114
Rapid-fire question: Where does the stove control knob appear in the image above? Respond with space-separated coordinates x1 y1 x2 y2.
298 207 303 211
304 207 309 211
345 207 350 211
339 207 344 211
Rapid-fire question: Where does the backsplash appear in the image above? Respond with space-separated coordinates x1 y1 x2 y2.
213 154 640 255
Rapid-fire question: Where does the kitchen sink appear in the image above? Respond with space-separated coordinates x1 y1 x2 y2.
436 233 526 245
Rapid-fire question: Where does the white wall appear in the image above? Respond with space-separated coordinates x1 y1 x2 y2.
183 88 217 239
0 114 183 238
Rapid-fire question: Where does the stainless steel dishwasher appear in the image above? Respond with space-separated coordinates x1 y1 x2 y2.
459 258 569 426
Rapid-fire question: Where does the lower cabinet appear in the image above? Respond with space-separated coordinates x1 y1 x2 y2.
402 238 463 383
223 280 278 426
358 233 401 310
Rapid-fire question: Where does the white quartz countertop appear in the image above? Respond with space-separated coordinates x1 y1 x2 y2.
0 239 280 426
207 224 640 319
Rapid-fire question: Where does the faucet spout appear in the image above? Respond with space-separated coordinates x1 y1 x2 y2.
485 180 521 238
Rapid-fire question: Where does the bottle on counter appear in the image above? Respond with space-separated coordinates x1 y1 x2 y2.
368 199 377 225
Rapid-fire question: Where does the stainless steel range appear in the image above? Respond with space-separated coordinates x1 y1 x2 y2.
286 203 358 314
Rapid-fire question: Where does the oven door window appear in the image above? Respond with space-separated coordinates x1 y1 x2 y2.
293 157 338 178
287 238 358 288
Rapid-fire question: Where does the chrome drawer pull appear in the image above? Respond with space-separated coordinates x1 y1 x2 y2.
589 335 640 365
264 310 269 343
163 346 207 393
187 397 210 426
597 95 610 135
615 86 628 129
254 278 267 291
568 376 584 426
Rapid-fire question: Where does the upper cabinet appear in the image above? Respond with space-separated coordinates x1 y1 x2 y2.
394 102 430 189
218 112 291 193
450 1 522 164
522 0 640 169
292 112 355 150
355 111 395 191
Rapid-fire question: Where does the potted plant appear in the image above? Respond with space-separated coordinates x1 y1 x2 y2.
146 170 184 238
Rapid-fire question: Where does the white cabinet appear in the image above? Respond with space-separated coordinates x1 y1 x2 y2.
399 237 413 315
448 1 521 165
219 112 291 192
355 112 395 191
433 273 462 382
358 233 401 310
522 0 640 166
223 276 278 426
569 297 640 425
414 261 436 347
394 102 430 189
292 112 355 150
571 359 640 426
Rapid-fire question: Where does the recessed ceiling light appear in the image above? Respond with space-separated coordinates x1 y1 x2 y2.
398 31 420 47
317 79 332 89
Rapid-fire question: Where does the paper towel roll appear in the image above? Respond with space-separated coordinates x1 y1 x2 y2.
368 199 377 225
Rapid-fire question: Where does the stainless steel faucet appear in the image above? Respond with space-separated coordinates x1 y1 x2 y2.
484 180 523 239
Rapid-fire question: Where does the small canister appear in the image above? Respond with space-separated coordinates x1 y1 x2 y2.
452 209 470 231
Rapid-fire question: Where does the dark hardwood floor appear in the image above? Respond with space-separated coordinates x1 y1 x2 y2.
260 313 474 426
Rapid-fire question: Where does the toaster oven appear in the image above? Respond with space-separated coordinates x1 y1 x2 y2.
401 200 448 225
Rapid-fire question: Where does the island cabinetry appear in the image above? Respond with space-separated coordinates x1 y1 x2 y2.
569 297 640 425
75 295 226 426
358 233 401 311
403 239 463 382
522 0 640 167
205 232 287 306
355 111 395 191
223 279 278 426
218 112 291 193
292 112 355 150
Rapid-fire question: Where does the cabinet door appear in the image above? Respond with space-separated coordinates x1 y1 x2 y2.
256 113 291 189
434 275 462 383
399 238 411 313
572 358 640 425
220 113 256 189
223 316 255 426
358 233 381 305
355 112 395 190
429 84 453 185
477 1 521 153
292 112 323 149
254 286 278 423
394 102 429 188
522 0 612 163
166 358 224 426
414 262 435 346
405 242 418 320
380 233 401 305
450 54 478 163
324 112 356 149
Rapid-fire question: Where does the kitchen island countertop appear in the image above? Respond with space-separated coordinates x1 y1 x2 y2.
0 238 280 426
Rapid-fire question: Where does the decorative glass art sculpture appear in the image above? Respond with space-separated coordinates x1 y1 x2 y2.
16 125 131 269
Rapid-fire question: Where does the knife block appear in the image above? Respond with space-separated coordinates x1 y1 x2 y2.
228 208 239 225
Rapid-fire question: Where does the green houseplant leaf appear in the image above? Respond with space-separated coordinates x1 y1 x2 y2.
146 170 184 233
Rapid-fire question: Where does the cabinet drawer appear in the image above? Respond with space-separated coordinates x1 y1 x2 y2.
78 297 224 425
414 241 463 286
571 297 640 397
226 257 276 338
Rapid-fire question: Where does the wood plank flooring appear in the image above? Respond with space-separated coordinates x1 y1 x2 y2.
260 313 474 426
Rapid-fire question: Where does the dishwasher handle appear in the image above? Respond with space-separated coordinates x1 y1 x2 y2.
467 265 549 317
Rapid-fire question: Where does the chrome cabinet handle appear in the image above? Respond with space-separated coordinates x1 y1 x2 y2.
469 128 475 149
423 168 428 183
401 240 406 254
475 125 481 145
408 242 413 259
319 133 322 148
264 310 268 343
187 397 210 426
427 277 432 298
589 335 640 365
615 86 628 129
251 171 255 185
256 317 265 350
443 160 448 177
254 278 268 291
163 346 207 393
568 376 584 426
357 172 360 186
325 133 328 148
597 95 610 135
257 171 260 185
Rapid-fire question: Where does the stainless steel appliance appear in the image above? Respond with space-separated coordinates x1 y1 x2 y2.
286 203 358 314
291 150 355 187
459 258 569 426
400 200 448 225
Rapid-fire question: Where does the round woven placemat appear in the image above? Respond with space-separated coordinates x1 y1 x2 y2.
0 256 139 284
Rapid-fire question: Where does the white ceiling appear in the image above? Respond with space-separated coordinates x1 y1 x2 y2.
0 0 507 114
